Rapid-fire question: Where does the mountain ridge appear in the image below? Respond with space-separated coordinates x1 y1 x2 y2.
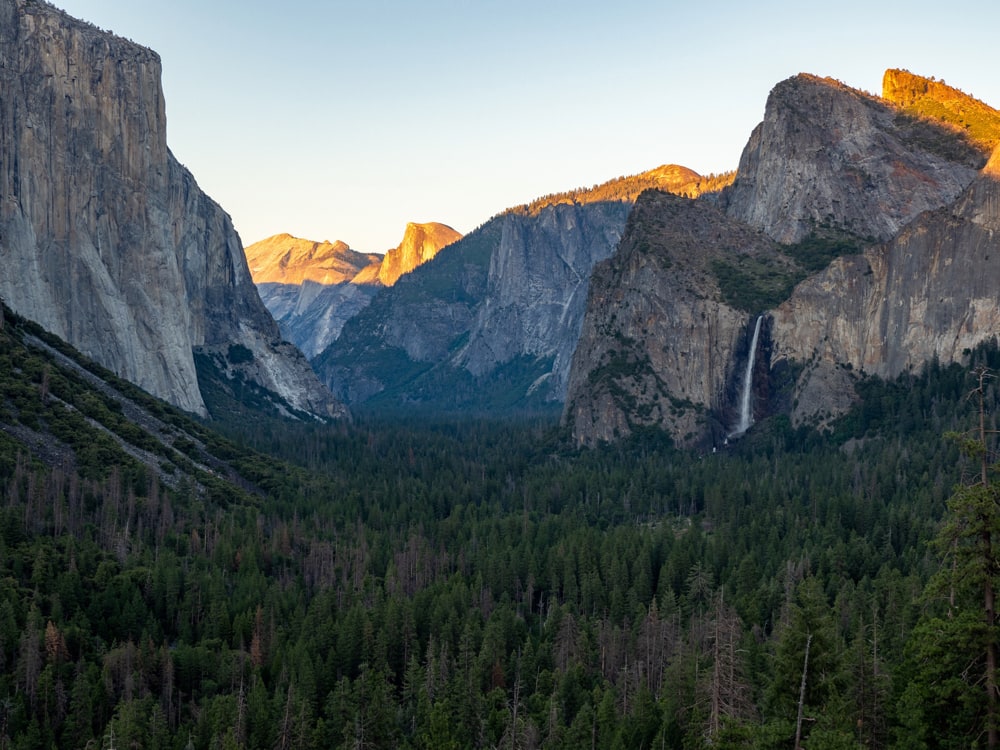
245 234 381 286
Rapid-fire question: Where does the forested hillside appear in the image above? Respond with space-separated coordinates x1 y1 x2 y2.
1 299 998 748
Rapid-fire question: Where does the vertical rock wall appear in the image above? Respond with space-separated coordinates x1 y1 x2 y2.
0 0 342 418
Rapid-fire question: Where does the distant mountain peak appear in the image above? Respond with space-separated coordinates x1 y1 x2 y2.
248 222 463 291
245 234 380 285
377 222 463 287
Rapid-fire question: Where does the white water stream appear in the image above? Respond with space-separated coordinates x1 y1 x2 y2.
731 315 763 436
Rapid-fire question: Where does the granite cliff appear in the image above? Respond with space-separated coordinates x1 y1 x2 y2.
771 145 1000 427
723 74 983 243
566 72 1000 446
0 0 344 419
564 192 790 444
313 167 718 411
377 222 462 286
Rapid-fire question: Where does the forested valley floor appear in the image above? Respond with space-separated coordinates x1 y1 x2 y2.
1 303 998 749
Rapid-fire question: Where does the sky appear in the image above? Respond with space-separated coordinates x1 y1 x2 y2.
53 0 1000 253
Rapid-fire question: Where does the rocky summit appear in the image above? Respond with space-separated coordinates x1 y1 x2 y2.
722 74 983 244
245 234 382 286
376 222 463 287
0 0 345 419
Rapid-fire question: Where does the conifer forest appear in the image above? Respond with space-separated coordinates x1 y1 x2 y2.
1 305 999 749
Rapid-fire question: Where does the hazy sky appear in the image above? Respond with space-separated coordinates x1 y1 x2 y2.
54 0 1000 253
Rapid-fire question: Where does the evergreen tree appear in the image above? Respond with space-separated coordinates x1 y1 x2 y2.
900 368 1000 748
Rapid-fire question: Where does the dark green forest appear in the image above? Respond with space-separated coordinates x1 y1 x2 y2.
1 302 999 749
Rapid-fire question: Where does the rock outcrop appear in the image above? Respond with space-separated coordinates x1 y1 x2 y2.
723 74 984 243
0 0 344 419
882 68 1000 153
377 222 462 286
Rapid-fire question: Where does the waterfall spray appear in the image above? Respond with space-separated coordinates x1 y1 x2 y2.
731 315 763 437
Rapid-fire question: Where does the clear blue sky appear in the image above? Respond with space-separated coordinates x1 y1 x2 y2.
54 0 1000 253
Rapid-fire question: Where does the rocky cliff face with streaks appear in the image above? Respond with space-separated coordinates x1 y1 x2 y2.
453 201 633 399
566 72 1000 446
770 146 1000 427
0 0 344 419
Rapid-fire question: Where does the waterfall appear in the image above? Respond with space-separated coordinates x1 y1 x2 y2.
732 315 763 437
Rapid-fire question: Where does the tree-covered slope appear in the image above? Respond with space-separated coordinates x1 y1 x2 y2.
3 294 1000 748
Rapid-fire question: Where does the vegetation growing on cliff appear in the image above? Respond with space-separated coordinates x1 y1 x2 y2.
506 167 736 217
780 224 869 272
711 223 871 313
710 255 800 314
884 68 1000 156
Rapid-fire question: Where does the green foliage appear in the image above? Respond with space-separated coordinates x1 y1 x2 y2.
780 226 867 273
194 349 316 423
4 298 1000 747
892 111 988 166
896 613 988 750
898 367 1000 748
506 169 736 217
711 224 870 313
226 343 254 364
710 256 800 313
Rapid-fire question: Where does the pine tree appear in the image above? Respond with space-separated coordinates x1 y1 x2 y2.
901 367 1000 748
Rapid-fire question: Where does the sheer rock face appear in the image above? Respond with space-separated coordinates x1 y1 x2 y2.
723 74 982 243
377 222 462 287
0 0 344 418
771 156 1000 426
453 202 632 397
563 192 784 446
